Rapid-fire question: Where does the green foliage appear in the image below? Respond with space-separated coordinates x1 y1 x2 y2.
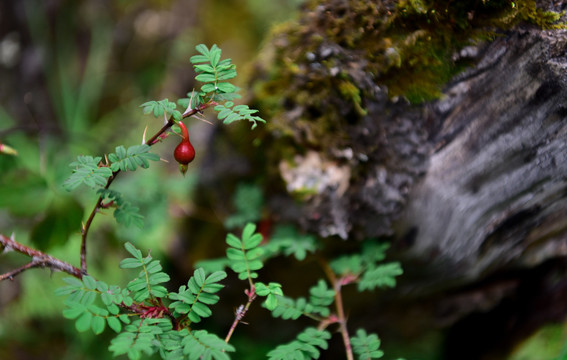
224 183 264 229
120 242 170 301
189 44 266 129
226 223 265 281
190 44 237 95
269 296 314 321
63 155 113 190
52 224 406 360
214 101 266 130
358 262 403 291
64 146 159 192
109 322 234 360
108 145 160 172
63 147 158 228
194 257 231 274
330 242 403 292
255 282 284 311
108 318 170 359
113 201 144 229
139 45 265 132
181 329 235 360
55 275 132 335
169 268 226 324
98 189 144 228
263 225 318 261
269 279 334 320
140 99 182 121
330 242 389 276
351 329 384 360
307 280 335 317
56 243 233 360
267 327 331 360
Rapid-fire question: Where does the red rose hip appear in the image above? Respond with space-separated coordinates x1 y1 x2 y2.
174 121 195 175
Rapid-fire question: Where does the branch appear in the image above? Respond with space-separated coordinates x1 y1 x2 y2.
79 106 203 273
0 234 82 281
225 285 257 343
320 260 354 360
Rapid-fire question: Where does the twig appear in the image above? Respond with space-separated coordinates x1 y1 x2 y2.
0 234 82 281
320 260 354 360
225 285 257 343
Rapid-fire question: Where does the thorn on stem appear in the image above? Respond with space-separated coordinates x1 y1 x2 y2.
142 126 148 144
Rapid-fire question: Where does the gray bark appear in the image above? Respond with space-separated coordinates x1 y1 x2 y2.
399 28 567 293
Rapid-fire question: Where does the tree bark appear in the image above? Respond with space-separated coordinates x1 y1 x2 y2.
400 27 567 292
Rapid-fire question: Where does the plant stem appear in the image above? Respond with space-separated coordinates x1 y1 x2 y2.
0 234 82 280
320 260 354 360
225 285 256 343
334 281 354 360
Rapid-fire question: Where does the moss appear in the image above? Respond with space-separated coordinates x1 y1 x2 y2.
251 0 566 149
338 80 367 116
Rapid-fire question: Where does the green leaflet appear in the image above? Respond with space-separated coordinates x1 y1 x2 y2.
98 189 144 228
168 268 226 324
181 329 235 360
121 244 170 301
329 241 403 292
255 282 284 311
262 225 318 261
63 155 112 191
213 102 266 130
267 328 331 360
268 279 334 320
351 329 384 360
358 262 403 291
108 144 160 172
226 223 265 281
56 275 131 336
140 99 182 121
223 183 264 230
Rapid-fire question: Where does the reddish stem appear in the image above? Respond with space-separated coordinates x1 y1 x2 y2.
178 120 189 141
320 260 354 360
225 285 257 343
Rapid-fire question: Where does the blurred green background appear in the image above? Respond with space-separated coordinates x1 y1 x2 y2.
0 0 300 358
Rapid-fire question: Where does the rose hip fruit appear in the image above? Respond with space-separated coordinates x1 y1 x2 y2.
173 121 195 175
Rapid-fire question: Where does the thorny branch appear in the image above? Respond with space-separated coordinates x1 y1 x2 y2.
79 106 204 273
0 234 82 281
1 102 207 281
